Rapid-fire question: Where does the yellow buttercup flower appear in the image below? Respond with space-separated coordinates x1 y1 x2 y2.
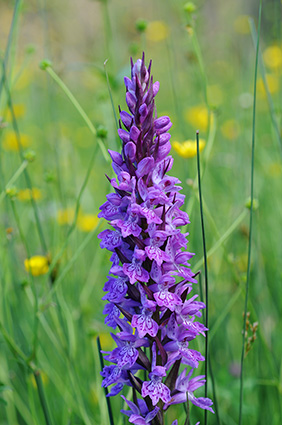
3 103 26 120
185 106 212 132
257 74 280 97
263 45 282 70
146 21 169 42
24 256 49 276
172 139 205 158
2 130 31 151
77 214 99 232
17 188 42 201
220 119 240 140
233 15 250 35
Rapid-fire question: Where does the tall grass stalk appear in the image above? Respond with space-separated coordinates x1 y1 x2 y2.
96 337 115 425
238 1 262 424
2 71 48 253
196 131 209 424
0 0 22 98
249 18 282 157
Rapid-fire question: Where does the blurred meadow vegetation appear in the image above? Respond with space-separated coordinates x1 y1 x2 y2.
0 0 282 424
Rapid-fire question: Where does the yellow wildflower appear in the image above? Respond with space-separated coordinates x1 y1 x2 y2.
257 74 280 97
185 106 212 132
233 15 250 35
24 256 49 276
77 214 99 232
17 188 42 201
3 103 26 120
172 139 205 158
146 21 169 42
57 207 75 225
220 119 240 140
2 130 31 151
263 45 282 70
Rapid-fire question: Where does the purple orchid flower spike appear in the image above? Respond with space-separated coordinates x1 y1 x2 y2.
99 54 214 425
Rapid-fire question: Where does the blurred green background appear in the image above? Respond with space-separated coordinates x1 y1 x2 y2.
0 0 281 424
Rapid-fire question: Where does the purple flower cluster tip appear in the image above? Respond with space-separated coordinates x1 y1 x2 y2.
98 54 214 425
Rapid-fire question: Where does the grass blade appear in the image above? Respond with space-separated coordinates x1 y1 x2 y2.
238 1 262 424
249 17 282 156
196 131 209 424
42 63 109 163
96 336 115 425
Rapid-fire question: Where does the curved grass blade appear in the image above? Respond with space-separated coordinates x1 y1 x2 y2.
42 63 109 162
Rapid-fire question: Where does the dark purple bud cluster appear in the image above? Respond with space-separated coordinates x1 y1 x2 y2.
98 54 214 425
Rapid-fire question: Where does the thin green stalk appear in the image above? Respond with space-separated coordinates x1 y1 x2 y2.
191 32 208 106
0 159 28 204
101 0 115 70
2 72 48 253
249 18 282 156
97 337 115 425
0 0 22 99
33 371 53 425
43 219 101 304
43 64 109 162
193 209 247 273
165 39 186 138
208 356 221 425
47 143 99 280
196 131 209 424
239 2 262 424
184 392 190 425
198 275 221 424
184 114 217 220
104 59 119 131
0 321 29 365
10 201 39 360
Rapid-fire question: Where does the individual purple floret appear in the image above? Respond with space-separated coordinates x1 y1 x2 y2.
99 54 213 425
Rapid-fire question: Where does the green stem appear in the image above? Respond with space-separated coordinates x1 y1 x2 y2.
196 131 209 424
238 1 262 424
2 70 48 253
44 65 109 162
10 201 39 360
0 159 28 204
193 209 247 273
249 18 282 156
33 370 53 425
104 59 119 131
97 337 115 425
47 143 99 280
0 321 29 364
0 0 22 98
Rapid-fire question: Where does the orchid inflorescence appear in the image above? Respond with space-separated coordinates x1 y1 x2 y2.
98 54 214 425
